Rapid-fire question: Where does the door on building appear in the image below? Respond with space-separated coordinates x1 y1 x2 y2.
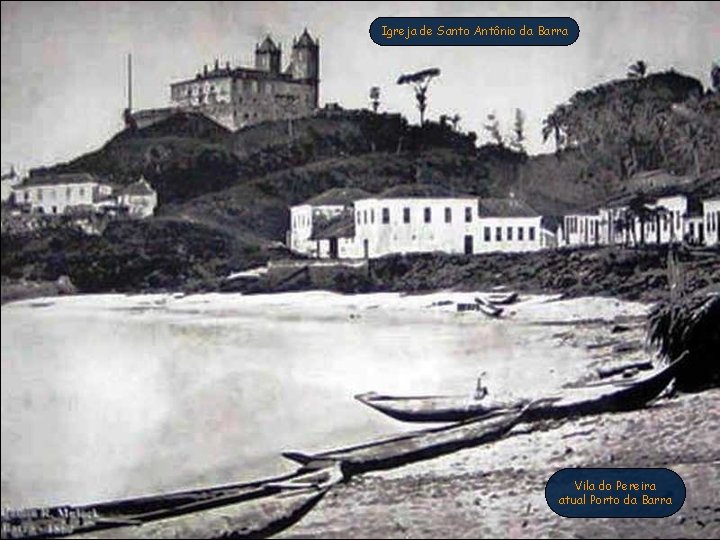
363 239 369 259
329 238 339 259
464 235 473 255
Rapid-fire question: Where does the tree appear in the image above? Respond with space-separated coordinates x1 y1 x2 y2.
397 67 441 125
627 60 648 79
369 86 381 113
450 113 461 132
510 108 526 152
484 112 503 146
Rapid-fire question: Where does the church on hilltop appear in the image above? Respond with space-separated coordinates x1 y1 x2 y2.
133 29 320 131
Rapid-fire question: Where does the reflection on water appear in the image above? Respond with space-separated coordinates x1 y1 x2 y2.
1 292 590 508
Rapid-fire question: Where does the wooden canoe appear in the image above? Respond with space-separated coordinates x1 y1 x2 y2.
354 391 517 423
282 407 528 477
2 465 342 540
353 352 690 425
525 351 691 422
486 292 519 305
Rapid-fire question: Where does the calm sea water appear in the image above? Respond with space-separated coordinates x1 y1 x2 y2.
1 291 601 508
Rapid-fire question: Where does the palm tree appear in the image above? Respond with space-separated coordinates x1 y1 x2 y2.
397 68 441 125
627 60 648 79
369 86 380 113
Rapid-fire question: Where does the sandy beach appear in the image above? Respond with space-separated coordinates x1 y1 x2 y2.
279 387 719 538
2 291 717 538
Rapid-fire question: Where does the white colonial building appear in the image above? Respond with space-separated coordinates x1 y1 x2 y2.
474 198 556 253
287 187 370 258
117 176 158 218
352 185 479 258
704 197 720 247
287 186 555 259
12 173 113 215
11 172 158 219
562 212 603 247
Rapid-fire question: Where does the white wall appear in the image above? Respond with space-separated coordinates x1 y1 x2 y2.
353 198 478 258
704 199 720 247
118 193 157 218
563 214 602 246
12 182 108 214
288 203 345 257
472 216 543 253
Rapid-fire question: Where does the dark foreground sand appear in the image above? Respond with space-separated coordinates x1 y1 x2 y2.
280 388 720 538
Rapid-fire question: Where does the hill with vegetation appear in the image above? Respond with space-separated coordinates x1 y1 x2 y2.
3 67 718 296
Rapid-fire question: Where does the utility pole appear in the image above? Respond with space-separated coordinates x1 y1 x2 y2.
127 53 132 113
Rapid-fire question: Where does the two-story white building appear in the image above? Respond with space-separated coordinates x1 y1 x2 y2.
704 196 720 247
12 172 113 215
287 187 370 257
352 185 479 258
287 186 555 259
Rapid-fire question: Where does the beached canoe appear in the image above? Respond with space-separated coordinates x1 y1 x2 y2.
282 407 528 477
2 465 341 540
486 292 519 305
354 391 517 423
354 352 690 425
524 351 691 422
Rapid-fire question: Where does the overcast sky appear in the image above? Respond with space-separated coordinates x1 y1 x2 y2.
1 1 717 173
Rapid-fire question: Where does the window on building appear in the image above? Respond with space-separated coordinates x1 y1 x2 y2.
37 189 43 201
518 227 524 241
507 227 513 241
496 227 502 241
445 207 452 223
403 207 410 223
529 226 536 241
424 207 431 223
484 227 491 241
66 187 72 199
382 208 390 224
371 209 375 224
363 210 368 224
465 207 472 223
357 212 361 225
79 187 85 198
24 191 29 202
676 211 680 229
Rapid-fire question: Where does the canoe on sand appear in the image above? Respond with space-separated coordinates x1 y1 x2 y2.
4 465 342 540
354 352 690 425
283 406 531 477
354 391 517 423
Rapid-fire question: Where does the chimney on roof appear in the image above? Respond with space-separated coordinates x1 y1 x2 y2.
203 64 208 76
214 58 219 72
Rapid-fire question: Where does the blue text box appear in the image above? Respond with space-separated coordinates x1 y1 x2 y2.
370 17 579 46
546 468 686 518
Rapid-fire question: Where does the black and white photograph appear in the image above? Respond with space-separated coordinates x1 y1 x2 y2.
1 1 719 538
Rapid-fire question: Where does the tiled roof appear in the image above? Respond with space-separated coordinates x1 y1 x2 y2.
378 184 474 199
295 29 317 48
311 210 355 240
21 172 104 187
477 198 540 217
120 178 155 196
303 187 371 206
257 36 279 52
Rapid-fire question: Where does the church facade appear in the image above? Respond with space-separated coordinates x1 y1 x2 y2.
167 29 319 131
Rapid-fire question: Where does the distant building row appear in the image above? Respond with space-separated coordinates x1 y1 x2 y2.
287 181 720 260
9 173 157 218
287 186 558 259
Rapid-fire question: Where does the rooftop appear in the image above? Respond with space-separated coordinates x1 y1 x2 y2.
377 184 474 199
21 172 105 187
477 197 540 217
119 177 156 197
311 210 355 240
303 187 371 207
